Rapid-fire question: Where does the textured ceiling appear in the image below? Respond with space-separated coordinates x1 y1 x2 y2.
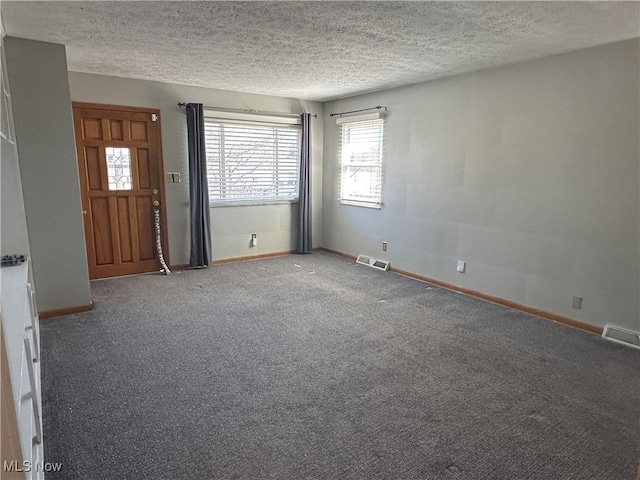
2 1 639 101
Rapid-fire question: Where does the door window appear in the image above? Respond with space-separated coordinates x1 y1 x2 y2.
106 146 132 190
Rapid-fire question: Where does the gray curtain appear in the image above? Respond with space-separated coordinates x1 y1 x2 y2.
186 103 212 267
297 113 312 254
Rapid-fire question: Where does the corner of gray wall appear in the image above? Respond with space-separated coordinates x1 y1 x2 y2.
321 39 640 331
4 37 92 312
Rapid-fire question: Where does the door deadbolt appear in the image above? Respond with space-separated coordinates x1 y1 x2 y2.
152 189 158 195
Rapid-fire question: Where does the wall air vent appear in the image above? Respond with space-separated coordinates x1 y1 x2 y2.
601 324 640 350
356 254 390 272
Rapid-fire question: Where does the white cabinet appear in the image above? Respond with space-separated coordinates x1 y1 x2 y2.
1 261 44 479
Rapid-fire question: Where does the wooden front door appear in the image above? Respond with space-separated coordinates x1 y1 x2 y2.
73 103 169 279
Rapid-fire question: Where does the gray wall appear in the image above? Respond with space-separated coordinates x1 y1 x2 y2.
4 37 91 312
1 36 30 258
323 39 640 331
0 137 29 256
68 73 324 264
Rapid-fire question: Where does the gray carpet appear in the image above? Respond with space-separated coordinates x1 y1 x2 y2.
41 252 639 479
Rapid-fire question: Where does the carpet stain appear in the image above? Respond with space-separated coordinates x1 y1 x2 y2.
446 463 462 476
529 410 546 421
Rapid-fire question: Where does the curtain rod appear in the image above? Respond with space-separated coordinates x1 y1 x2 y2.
329 105 387 118
177 103 317 119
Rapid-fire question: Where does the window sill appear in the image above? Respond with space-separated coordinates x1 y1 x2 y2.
209 199 299 208
340 199 382 209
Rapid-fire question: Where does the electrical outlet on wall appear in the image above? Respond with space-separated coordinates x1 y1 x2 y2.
572 296 582 309
456 260 466 273
382 241 388 252
251 233 257 247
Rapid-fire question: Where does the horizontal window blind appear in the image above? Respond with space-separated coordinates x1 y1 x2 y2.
204 119 301 203
339 119 384 207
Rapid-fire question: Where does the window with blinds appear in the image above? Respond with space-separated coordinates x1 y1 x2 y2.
339 118 384 208
204 119 301 204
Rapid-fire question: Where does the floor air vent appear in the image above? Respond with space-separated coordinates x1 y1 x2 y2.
601 324 640 350
356 254 390 272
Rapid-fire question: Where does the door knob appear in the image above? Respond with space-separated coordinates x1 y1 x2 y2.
82 210 87 215
152 200 160 207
